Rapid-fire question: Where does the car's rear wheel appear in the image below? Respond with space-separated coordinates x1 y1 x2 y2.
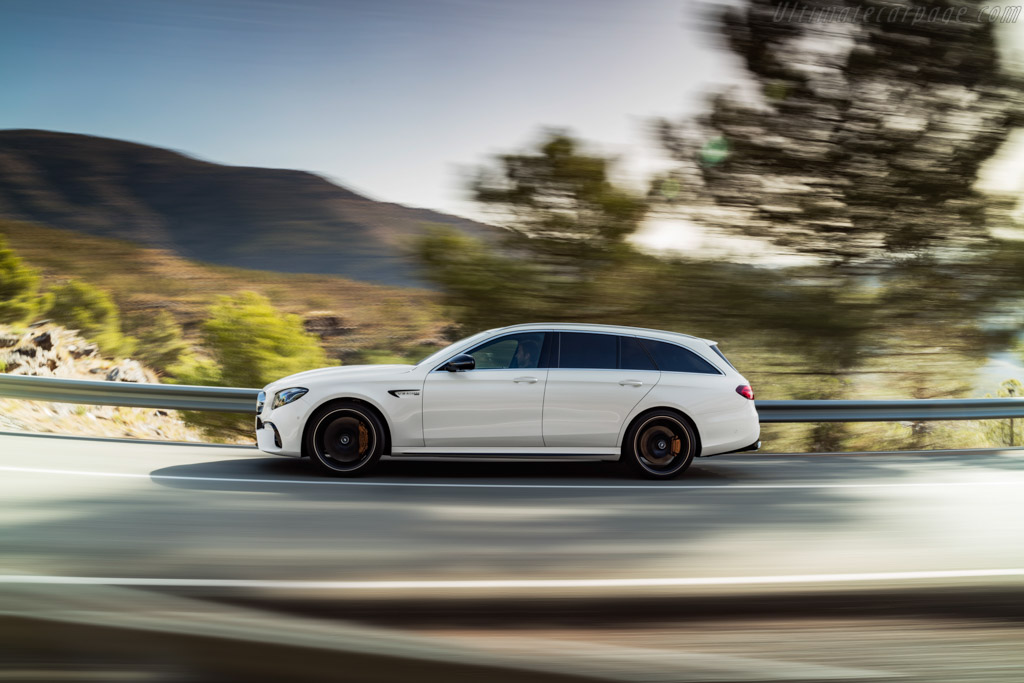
306 402 384 477
623 411 697 479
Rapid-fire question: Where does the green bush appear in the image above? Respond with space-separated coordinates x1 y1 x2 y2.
0 235 49 324
126 310 190 373
47 280 136 357
175 291 334 437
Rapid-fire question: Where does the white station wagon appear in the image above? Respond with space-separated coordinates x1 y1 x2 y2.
255 323 760 479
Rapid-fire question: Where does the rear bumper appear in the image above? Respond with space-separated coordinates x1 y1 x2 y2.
698 401 760 457
717 439 762 455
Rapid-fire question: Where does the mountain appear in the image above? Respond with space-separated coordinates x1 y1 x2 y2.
0 129 501 287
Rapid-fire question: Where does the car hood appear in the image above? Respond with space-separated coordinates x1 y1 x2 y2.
265 364 415 391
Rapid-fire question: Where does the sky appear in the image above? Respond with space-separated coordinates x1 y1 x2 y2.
0 0 737 220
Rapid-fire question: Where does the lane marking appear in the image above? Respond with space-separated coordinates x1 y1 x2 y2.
1 465 1023 490
0 569 1022 590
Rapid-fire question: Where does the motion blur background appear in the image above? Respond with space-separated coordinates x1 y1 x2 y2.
2 0 1024 451
4 2 1024 682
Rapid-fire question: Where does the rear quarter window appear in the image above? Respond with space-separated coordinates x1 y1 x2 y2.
619 336 657 371
641 339 721 375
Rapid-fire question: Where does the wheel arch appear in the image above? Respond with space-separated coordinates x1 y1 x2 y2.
301 397 393 457
620 406 702 461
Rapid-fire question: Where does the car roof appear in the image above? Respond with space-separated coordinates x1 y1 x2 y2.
486 322 716 346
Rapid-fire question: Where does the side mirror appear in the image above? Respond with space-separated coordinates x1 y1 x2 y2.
443 354 475 372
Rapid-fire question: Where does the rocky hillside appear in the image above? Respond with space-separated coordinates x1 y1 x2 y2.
0 323 210 442
0 129 502 287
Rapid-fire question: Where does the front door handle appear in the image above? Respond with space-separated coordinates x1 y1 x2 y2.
514 376 539 384
619 379 644 387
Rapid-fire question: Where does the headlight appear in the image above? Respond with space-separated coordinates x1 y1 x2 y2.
272 387 308 410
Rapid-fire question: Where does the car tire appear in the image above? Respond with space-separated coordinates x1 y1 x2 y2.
623 411 697 480
306 401 385 477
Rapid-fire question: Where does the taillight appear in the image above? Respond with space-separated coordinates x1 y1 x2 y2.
736 384 754 400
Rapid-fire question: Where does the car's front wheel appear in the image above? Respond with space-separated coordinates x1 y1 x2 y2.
306 401 385 477
623 411 697 480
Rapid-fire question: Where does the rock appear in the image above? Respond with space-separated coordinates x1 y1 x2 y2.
70 344 98 359
15 346 36 358
105 360 149 383
32 332 53 351
46 358 58 372
0 335 17 349
304 312 355 338
28 319 52 328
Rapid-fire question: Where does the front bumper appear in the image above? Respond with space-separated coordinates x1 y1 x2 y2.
256 419 282 450
254 395 308 457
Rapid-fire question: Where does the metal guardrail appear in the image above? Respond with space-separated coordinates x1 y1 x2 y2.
757 398 1024 423
2 374 1024 422
0 374 258 413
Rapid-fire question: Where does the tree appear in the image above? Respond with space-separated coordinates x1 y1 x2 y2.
650 0 1024 454
47 280 136 357
420 131 649 333
657 0 1024 264
175 292 333 437
473 132 647 270
0 235 48 324
419 130 878 366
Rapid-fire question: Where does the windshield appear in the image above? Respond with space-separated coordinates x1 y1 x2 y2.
414 329 497 368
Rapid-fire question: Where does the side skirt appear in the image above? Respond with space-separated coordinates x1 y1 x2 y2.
386 446 620 462
383 455 618 463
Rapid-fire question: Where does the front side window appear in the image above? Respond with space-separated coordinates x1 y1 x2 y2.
557 332 618 369
466 332 547 369
641 339 721 374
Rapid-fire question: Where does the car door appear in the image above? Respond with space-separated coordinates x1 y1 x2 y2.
421 331 551 448
542 332 660 448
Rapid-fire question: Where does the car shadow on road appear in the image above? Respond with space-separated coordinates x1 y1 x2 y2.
147 453 752 491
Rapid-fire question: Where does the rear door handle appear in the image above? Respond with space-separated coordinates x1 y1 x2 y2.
514 376 539 384
619 379 644 387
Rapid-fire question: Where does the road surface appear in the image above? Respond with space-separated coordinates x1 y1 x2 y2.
2 431 1023 592
3 431 1024 682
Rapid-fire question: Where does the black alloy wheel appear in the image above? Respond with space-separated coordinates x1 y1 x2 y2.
306 401 385 477
624 411 697 479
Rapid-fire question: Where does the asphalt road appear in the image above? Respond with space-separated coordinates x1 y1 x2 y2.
4 431 1024 682
2 431 1023 597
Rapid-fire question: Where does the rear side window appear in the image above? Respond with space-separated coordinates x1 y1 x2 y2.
558 332 618 369
619 336 657 371
641 339 721 374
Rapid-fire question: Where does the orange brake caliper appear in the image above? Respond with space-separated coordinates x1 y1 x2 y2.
358 423 369 454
